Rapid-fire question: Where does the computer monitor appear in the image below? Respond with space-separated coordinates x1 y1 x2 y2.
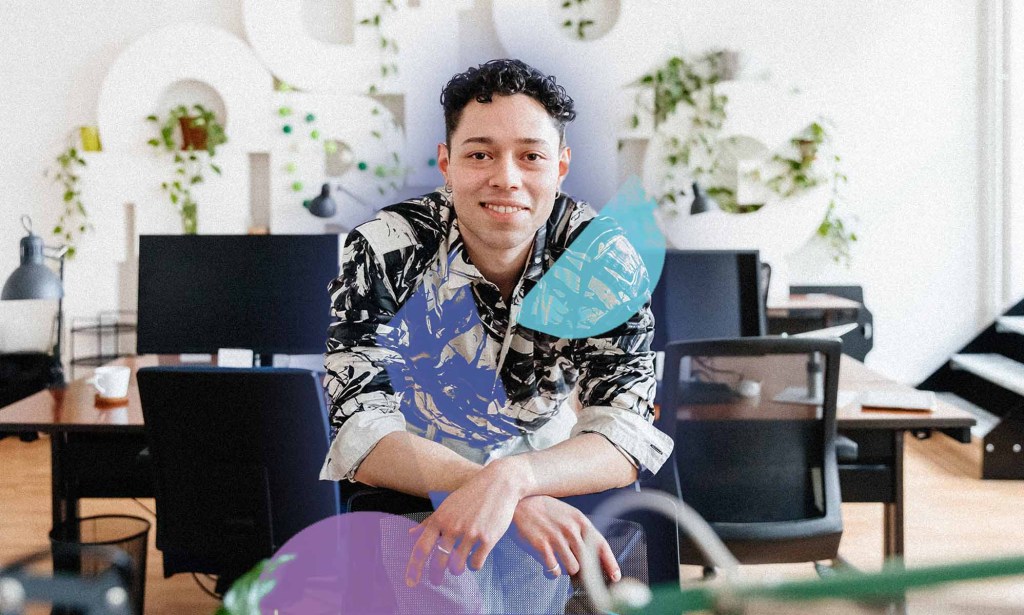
137 235 339 356
649 249 766 352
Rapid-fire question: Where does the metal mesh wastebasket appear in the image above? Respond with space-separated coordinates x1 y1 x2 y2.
49 514 150 615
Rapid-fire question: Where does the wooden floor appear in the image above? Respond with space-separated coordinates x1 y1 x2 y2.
1 433 1022 614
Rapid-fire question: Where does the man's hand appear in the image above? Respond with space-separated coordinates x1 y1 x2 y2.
404 460 523 587
511 495 621 582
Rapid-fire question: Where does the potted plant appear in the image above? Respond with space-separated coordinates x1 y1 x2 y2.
46 143 90 258
146 104 227 234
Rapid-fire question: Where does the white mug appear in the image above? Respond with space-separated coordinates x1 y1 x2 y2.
88 366 131 399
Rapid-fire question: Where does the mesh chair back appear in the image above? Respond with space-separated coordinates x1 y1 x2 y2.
138 367 340 583
654 337 843 565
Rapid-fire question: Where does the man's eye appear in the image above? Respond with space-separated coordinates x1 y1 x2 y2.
525 153 542 161
470 153 488 160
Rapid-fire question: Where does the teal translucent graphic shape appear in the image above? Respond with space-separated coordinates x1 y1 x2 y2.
520 175 665 339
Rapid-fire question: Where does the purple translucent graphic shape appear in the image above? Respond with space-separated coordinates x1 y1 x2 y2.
258 512 573 614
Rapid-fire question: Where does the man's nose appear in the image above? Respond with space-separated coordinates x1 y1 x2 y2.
489 155 522 190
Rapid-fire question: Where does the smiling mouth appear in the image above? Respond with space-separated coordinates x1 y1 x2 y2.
481 202 529 214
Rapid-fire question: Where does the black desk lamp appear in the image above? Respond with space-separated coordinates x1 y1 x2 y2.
2 215 69 386
690 181 719 215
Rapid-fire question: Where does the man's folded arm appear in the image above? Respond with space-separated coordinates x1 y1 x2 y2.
570 301 673 477
318 231 482 493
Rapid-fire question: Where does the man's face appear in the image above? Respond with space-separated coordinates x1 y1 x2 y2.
438 93 571 255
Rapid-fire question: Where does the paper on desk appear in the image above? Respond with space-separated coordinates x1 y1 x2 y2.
858 389 936 412
773 387 860 409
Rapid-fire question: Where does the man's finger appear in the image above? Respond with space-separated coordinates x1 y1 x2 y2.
448 535 476 576
405 526 440 587
537 543 561 579
595 534 621 582
558 534 582 577
467 537 497 572
428 536 457 586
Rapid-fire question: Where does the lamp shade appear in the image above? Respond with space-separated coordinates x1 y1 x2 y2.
1 233 63 300
690 181 720 215
304 183 337 218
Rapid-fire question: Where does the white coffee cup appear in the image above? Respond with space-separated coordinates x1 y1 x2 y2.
88 366 131 399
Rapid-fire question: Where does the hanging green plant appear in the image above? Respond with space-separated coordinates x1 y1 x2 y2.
358 0 400 96
146 104 227 234
46 142 91 259
632 51 857 264
560 0 596 40
817 159 857 265
363 104 409 195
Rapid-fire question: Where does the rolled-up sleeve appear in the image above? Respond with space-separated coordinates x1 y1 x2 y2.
319 231 408 482
570 302 674 476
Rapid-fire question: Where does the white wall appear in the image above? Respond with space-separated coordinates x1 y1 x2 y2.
0 0 246 364
0 0 988 384
1009 2 1024 304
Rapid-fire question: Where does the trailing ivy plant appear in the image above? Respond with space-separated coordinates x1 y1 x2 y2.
560 0 595 40
365 104 410 195
631 52 730 212
631 51 857 264
763 121 827 197
818 161 857 265
146 104 226 234
46 143 91 258
358 0 400 96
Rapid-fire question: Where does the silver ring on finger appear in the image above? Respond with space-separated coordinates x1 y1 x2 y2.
435 544 452 555
546 565 560 574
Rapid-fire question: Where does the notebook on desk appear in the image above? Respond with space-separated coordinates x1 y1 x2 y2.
858 389 937 413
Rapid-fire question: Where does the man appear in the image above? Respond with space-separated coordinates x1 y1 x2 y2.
320 58 673 596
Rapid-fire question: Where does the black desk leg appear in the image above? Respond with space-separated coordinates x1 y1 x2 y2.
50 432 79 541
882 430 905 559
882 430 907 615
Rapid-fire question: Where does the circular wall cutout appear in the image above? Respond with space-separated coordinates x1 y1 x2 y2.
153 79 228 131
97 22 271 154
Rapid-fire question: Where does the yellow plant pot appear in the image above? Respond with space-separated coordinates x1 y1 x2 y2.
80 126 102 152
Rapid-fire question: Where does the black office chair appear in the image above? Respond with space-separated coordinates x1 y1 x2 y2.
652 336 844 568
790 284 874 361
137 367 341 592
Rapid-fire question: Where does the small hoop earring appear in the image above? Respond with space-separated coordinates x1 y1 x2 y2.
443 181 452 194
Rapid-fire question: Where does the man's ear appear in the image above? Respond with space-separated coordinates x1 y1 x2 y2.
437 142 450 181
558 146 571 187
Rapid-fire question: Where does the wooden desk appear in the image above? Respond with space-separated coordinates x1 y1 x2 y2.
766 292 862 315
834 356 974 561
0 356 168 539
2 354 976 563
668 354 975 562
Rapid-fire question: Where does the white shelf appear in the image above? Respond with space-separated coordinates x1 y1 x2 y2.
995 316 1024 336
950 353 1024 397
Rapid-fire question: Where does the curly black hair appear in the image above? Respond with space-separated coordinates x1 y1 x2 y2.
440 58 576 146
